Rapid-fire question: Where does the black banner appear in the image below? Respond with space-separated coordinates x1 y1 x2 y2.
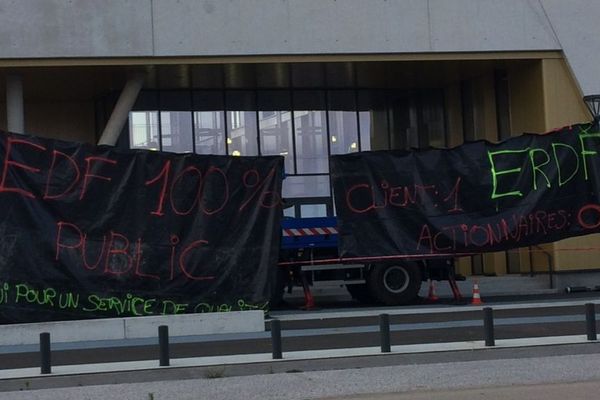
331 123 600 260
0 132 283 323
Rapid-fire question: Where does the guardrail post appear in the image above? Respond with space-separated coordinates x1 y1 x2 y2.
483 307 495 347
586 303 597 341
380 314 391 353
40 332 51 374
271 319 282 359
158 325 170 366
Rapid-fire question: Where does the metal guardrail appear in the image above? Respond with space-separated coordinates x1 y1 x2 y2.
35 303 599 374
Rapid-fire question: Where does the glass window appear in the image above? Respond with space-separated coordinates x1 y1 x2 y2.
132 91 159 111
225 91 258 156
419 90 446 148
283 175 330 198
388 92 418 150
193 91 226 155
159 90 191 111
147 91 194 153
160 111 193 153
300 204 327 218
258 91 294 173
328 90 359 155
283 205 296 218
293 91 328 174
129 111 160 150
193 111 225 155
358 90 389 152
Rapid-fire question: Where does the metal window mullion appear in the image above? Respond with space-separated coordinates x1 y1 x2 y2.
353 65 362 152
324 92 332 157
292 172 341 178
255 90 261 156
289 69 298 175
416 92 425 149
143 110 151 147
321 64 333 202
223 91 229 155
222 68 230 155
324 87 332 199
157 90 163 151
385 90 391 150
442 89 449 148
190 89 196 154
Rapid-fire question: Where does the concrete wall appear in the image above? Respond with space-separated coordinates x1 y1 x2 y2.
0 311 265 346
1 1 596 94
541 0 600 96
0 0 153 58
0 0 560 59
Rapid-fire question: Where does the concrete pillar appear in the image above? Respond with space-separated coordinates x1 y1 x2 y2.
98 73 145 146
6 74 24 134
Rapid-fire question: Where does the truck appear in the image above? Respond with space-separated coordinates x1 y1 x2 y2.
274 203 465 308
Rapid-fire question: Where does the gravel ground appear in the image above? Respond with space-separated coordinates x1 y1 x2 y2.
3 353 600 400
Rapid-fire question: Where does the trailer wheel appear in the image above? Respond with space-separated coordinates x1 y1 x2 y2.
367 262 422 305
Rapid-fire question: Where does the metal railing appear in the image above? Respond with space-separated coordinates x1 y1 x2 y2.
35 303 598 375
533 244 555 289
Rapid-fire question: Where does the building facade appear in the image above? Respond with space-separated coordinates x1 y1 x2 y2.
1 0 599 285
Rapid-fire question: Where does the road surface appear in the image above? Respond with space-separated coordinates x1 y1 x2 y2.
1 351 600 399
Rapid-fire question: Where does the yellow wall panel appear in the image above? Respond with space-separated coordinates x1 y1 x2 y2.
26 101 96 144
0 101 95 143
542 58 590 129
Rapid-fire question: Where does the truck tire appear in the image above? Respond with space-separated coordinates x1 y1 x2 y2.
367 262 422 305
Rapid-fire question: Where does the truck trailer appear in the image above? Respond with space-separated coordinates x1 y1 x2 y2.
275 215 464 308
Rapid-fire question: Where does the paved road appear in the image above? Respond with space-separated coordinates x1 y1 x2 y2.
324 381 600 400
2 351 600 399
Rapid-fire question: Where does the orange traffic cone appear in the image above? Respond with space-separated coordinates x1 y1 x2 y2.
302 285 315 310
427 279 439 302
471 280 483 305
300 272 316 310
